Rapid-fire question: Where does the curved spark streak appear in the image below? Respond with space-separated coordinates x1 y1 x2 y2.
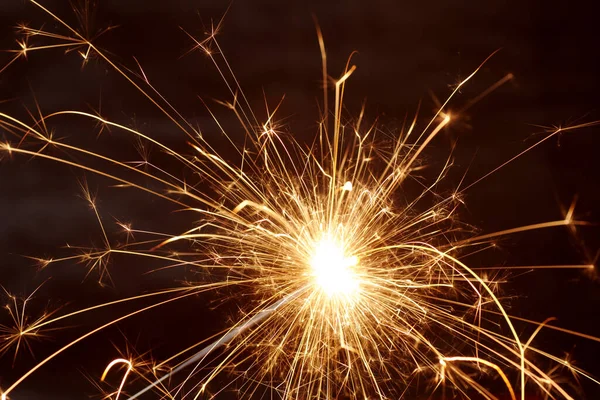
102 358 133 400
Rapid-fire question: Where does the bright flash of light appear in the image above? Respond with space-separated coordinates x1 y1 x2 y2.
310 236 359 297
0 1 599 400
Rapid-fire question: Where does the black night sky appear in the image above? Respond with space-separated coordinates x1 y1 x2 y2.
0 1 599 399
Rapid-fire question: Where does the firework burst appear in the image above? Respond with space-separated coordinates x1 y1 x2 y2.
1 1 599 399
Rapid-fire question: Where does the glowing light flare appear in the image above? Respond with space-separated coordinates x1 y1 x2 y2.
309 237 360 297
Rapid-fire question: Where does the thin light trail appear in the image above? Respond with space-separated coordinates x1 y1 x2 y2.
473 264 594 270
128 288 306 399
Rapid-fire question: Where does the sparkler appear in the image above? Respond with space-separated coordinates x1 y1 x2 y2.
1 1 599 399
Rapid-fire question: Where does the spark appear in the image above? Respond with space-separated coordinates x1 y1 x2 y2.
0 1 599 400
0 283 58 363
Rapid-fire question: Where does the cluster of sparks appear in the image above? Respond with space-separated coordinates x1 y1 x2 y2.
1 1 599 399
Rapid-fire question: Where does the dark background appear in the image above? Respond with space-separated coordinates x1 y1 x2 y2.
1 0 599 399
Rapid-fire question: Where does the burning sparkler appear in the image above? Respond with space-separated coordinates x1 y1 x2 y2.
1 1 599 399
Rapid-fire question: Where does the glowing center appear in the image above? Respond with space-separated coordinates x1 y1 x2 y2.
310 238 359 296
